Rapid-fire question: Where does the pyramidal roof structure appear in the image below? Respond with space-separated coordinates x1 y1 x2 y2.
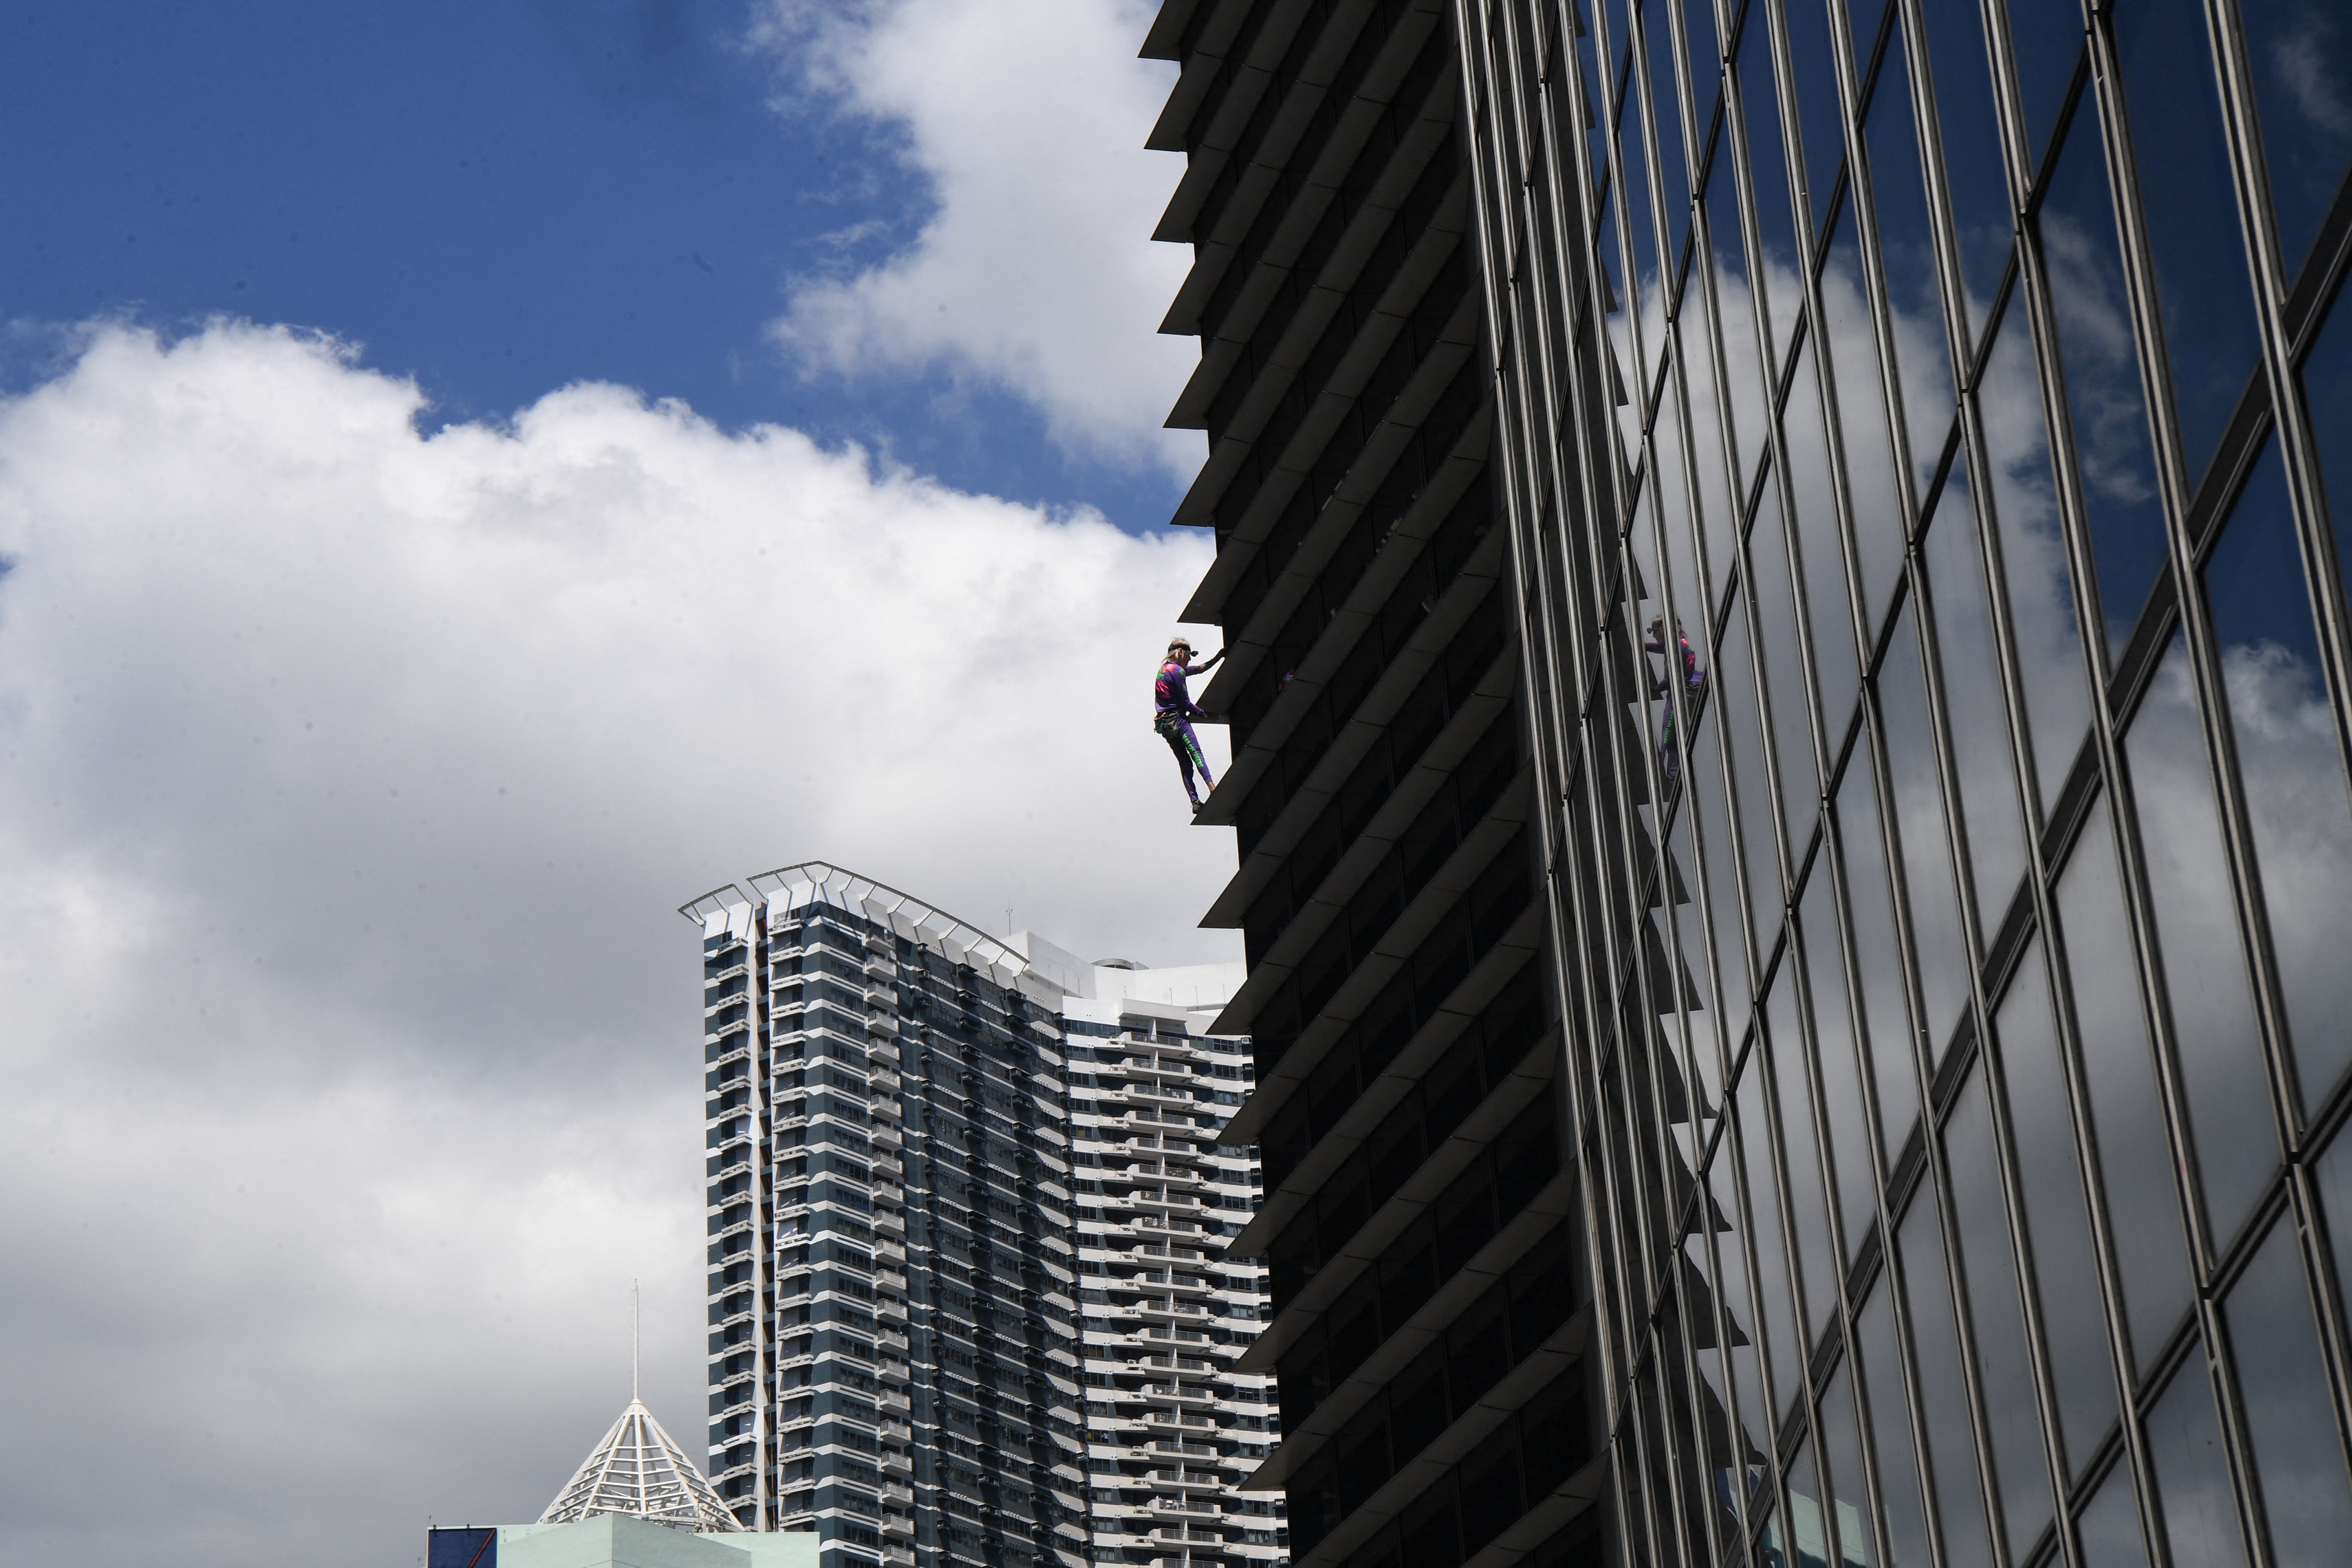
539 1396 739 1532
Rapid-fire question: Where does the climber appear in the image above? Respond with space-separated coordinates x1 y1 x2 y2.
1156 636 1226 809
1646 614 1705 782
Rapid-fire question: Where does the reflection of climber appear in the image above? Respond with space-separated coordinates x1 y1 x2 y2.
1156 637 1226 809
1646 615 1706 780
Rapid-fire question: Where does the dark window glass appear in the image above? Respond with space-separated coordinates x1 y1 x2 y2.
1861 27 1956 487
1751 477 1821 849
1736 1046 1804 1417
2145 1355 2251 1568
1800 861 1874 1256
1877 604 1970 1056
2054 799 2192 1380
1980 291 2092 815
1944 1067 2055 1557
1734 11 1802 359
1815 1363 1877 1564
1997 1 2081 172
2111 0 2264 483
1707 1150 1774 1474
1640 0 1691 267
2304 287 2352 616
1994 939 2117 1478
2200 435 2352 1112
1782 342 1863 724
2224 1211 2352 1566
1669 811 1728 1107
2076 1456 2153 1568
1835 760 1920 1158
1768 961 1837 1342
1721 594 1788 933
2124 632 2277 1244
1897 1190 1996 1568
2038 114 2165 654
1822 209 1909 621
1856 1280 1932 1568
1780 0 1847 234
1917 0 2011 342
1921 462 2027 935
1681 0 1725 138
2239 2 2352 284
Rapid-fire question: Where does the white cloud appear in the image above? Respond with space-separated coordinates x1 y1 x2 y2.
0 320 1232 1566
757 0 1202 479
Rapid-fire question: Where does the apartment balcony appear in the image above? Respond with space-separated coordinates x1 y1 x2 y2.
881 1481 914 1509
878 1389 912 1417
873 1210 906 1236
878 1357 910 1386
872 1123 904 1150
1138 1383 1218 1410
869 1068 904 1093
875 1297 909 1327
879 1420 913 1445
1140 1411 1218 1437
1144 1438 1220 1460
880 1449 913 1479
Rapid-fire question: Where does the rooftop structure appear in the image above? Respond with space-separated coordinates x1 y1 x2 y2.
539 1396 740 1535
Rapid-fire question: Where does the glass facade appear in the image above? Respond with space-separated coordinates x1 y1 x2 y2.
1153 0 2352 1564
1457 0 2352 1562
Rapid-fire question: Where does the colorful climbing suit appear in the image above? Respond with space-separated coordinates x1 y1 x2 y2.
1156 643 1225 807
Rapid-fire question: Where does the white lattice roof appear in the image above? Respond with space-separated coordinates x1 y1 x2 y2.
539 1398 738 1533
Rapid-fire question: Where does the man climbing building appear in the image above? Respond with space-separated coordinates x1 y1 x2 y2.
1155 636 1225 809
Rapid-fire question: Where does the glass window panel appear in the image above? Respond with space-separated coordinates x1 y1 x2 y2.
2076 1457 2153 1568
1721 595 1788 935
1993 940 2118 1478
1861 29 1958 489
1921 464 2028 933
2111 0 2264 483
2054 799 2193 1380
1779 0 1847 235
1708 1149 1775 1486
1768 960 1837 1347
1979 292 2092 815
2037 114 2166 654
2201 435 2352 1111
1897 1190 1997 1568
2145 1357 2251 1568
1737 1045 1805 1420
2124 632 2278 1245
2241 2 2352 281
1658 364 1711 644
1671 810 1728 1109
1917 0 2011 339
1784 342 1865 727
1786 1431 1844 1568
2301 283 2352 620
1945 1067 2056 1557
1619 59 1666 391
1877 605 1970 1057
2002 11 2081 178
1734 15 1803 361
1855 1281 1932 1568
1598 175 1642 463
1816 1364 1877 1565
1674 319 1740 607
1695 711 1755 1011
1708 144 1773 509
1834 760 1920 1160
1800 861 1874 1256
1641 0 1691 267
2223 1211 2352 1567
1821 210 1909 622
1681 0 1724 137
1753 477 1823 850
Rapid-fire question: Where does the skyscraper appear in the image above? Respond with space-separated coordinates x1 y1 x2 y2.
1055 958 1283 1568
683 866 1279 1568
1149 2 2352 1566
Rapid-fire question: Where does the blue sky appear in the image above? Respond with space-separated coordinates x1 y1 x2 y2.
0 0 1190 530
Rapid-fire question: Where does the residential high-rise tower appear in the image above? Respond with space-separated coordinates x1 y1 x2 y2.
683 867 1280 1568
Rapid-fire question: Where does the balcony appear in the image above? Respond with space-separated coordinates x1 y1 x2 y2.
878 1389 912 1417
